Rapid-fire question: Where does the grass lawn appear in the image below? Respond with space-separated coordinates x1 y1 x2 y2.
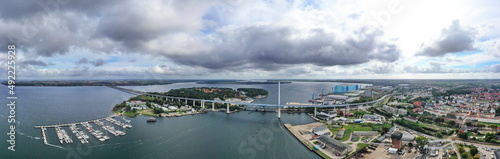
328 124 374 141
123 111 137 117
478 122 500 126
352 125 373 131
139 109 158 116
372 123 392 131
340 129 353 141
356 143 369 151
467 132 485 137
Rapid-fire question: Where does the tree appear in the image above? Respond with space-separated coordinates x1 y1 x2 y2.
461 152 468 159
408 142 414 147
469 146 478 156
465 122 472 126
446 120 457 127
458 132 468 139
414 136 429 149
446 113 457 119
153 107 164 114
126 105 132 112
476 123 486 129
435 117 445 124
146 102 152 109
496 107 500 117
338 110 344 117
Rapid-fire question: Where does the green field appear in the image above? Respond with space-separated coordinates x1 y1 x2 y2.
328 123 376 141
478 122 500 126
356 143 369 151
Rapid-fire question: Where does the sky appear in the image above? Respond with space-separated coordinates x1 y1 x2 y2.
1 0 499 80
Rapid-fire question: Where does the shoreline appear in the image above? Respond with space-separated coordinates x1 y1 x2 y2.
283 123 332 159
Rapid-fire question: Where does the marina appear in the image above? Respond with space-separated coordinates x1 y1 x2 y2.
34 116 132 145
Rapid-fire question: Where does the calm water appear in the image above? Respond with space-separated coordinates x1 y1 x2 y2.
0 82 339 159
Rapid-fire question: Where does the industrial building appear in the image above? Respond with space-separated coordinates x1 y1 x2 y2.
312 126 331 136
317 136 353 155
391 131 403 149
333 84 359 94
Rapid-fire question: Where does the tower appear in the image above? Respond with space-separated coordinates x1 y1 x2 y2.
277 81 281 119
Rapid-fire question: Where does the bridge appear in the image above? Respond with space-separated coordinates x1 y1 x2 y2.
108 83 391 119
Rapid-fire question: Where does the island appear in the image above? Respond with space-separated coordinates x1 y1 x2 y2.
113 87 268 117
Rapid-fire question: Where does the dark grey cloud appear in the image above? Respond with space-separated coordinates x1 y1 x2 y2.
91 59 105 67
76 58 89 65
417 20 476 57
0 0 121 20
490 64 500 73
167 25 400 70
76 58 106 67
23 60 53 66
1 0 211 57
1 0 401 74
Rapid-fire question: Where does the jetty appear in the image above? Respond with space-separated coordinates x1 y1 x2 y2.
34 115 131 146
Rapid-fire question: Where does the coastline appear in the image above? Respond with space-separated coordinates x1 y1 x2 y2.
284 123 332 159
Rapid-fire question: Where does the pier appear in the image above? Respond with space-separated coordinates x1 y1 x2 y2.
34 117 108 129
35 115 131 146
41 127 48 145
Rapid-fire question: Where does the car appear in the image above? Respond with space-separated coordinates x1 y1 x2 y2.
336 153 341 156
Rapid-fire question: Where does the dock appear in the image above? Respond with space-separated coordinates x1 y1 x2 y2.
283 124 314 150
41 127 48 145
34 117 108 129
34 115 131 146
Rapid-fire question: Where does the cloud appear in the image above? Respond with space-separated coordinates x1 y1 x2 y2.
76 58 89 65
163 25 400 70
23 60 53 66
417 20 476 57
403 61 450 73
91 59 105 67
0 0 401 72
75 58 106 67
486 64 500 73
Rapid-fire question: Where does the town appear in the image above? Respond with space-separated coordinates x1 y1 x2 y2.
284 81 500 159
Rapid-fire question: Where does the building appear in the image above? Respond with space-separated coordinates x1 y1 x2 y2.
363 115 382 121
335 128 345 139
388 147 398 154
312 126 331 136
401 132 415 141
353 131 379 136
334 85 347 94
317 112 336 120
458 127 471 133
494 150 500 159
382 105 408 116
317 136 353 155
391 131 403 149
333 84 359 94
